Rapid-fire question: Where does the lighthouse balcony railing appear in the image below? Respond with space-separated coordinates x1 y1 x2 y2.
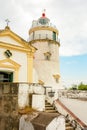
31 22 57 29
29 34 60 43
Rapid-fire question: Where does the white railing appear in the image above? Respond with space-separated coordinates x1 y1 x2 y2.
29 34 60 43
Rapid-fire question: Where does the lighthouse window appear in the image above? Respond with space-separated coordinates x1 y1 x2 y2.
39 18 48 25
44 52 51 60
33 32 35 40
53 32 56 41
46 55 50 60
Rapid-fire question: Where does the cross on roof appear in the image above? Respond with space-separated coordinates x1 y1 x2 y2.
5 19 10 26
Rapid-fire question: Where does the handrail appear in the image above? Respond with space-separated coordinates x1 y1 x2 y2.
55 99 87 129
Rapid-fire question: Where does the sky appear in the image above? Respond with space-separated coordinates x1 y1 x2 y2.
0 0 87 87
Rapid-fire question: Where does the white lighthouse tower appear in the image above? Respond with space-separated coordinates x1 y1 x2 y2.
29 10 61 90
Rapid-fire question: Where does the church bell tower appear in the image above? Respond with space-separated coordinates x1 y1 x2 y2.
28 10 61 89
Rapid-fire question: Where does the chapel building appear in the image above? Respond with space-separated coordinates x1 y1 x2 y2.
0 11 61 90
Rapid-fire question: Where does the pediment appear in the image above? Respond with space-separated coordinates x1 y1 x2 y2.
0 26 36 52
0 58 21 69
0 35 24 47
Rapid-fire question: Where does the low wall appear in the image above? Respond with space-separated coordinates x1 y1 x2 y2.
0 82 45 130
58 90 87 100
0 83 19 130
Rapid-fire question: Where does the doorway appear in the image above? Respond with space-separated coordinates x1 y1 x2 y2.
0 71 13 82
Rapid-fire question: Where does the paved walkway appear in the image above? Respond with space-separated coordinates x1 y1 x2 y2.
60 98 87 125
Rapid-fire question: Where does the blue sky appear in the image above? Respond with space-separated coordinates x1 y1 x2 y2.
60 54 87 86
0 0 87 86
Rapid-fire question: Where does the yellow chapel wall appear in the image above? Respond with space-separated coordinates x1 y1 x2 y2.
12 50 28 82
0 46 34 83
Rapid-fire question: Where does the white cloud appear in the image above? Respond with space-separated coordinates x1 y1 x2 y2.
0 0 87 56
62 79 87 88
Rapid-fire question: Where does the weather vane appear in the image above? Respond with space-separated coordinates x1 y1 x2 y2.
5 19 10 26
42 9 46 17
43 9 46 13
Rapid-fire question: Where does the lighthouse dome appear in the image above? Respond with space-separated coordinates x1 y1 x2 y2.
30 10 57 29
29 11 59 42
38 11 50 26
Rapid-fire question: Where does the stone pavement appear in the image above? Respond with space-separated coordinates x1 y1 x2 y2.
60 97 87 125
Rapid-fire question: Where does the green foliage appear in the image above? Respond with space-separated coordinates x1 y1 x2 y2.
68 82 87 90
78 82 87 90
69 84 77 90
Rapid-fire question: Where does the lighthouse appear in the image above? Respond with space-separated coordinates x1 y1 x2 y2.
29 10 61 90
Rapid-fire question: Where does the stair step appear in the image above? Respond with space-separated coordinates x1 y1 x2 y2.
66 126 74 130
45 106 54 110
45 100 74 130
45 101 58 113
45 109 58 113
66 122 71 126
45 104 53 107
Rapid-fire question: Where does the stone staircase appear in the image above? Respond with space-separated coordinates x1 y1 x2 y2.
45 100 74 130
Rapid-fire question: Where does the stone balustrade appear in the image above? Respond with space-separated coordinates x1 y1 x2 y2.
57 89 87 100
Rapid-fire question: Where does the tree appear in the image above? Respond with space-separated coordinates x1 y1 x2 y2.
78 82 87 90
69 84 77 90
